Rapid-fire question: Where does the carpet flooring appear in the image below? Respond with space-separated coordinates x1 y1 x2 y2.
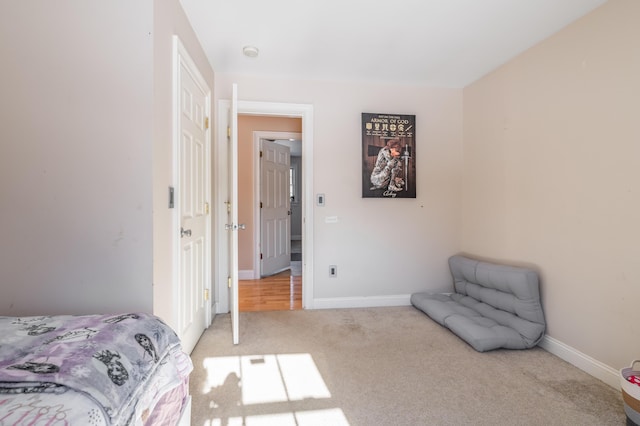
189 306 625 426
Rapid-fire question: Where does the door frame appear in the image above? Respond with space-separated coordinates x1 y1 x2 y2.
171 35 212 346
215 101 314 312
253 131 302 279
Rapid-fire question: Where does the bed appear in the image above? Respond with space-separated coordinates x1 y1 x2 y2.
0 313 192 425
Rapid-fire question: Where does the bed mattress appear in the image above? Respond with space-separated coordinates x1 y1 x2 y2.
0 313 193 425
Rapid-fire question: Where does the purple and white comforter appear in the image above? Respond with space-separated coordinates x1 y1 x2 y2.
0 313 192 425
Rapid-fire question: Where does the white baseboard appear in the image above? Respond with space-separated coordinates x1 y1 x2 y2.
539 335 619 389
239 269 257 280
312 294 412 309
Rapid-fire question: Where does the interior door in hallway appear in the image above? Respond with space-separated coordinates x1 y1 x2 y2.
260 139 291 277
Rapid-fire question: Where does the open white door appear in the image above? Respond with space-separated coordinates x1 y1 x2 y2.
216 99 315 323
260 139 291 277
229 84 240 345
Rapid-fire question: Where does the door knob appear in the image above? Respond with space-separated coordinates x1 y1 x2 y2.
181 227 192 237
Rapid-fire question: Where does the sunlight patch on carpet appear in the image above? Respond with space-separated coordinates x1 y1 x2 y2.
204 409 349 426
201 353 347 425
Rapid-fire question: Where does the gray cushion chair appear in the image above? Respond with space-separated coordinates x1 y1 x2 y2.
411 255 546 352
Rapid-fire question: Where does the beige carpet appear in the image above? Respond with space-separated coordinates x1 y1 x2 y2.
189 307 625 426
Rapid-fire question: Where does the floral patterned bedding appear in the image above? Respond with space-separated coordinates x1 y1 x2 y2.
0 313 192 425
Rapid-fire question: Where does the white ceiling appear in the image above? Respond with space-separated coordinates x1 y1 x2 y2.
179 0 606 88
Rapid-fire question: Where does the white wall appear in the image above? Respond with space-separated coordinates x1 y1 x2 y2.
216 76 463 303
0 1 154 315
0 0 214 324
462 0 640 371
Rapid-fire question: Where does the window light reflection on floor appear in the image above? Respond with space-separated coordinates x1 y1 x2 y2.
202 353 349 426
242 355 289 404
204 409 349 426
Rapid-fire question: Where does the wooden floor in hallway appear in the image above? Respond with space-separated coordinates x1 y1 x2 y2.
239 262 302 312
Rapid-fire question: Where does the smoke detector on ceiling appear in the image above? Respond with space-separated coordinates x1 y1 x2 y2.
242 46 259 58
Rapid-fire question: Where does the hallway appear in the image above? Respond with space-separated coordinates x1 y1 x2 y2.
239 239 302 312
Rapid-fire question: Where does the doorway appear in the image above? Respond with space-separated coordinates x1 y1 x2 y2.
214 99 314 321
249 131 302 278
240 127 303 311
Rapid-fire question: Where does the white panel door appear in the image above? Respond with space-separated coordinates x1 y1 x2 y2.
175 37 210 354
261 140 291 276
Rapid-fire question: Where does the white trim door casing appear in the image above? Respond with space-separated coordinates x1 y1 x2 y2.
172 36 212 354
215 100 314 313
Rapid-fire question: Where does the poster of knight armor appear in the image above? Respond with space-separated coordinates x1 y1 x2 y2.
362 112 416 198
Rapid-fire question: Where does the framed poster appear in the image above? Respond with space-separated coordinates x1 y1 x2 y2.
362 112 416 198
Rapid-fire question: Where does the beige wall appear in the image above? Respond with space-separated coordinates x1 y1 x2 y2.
0 0 214 327
462 0 640 369
237 116 302 271
0 1 155 315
